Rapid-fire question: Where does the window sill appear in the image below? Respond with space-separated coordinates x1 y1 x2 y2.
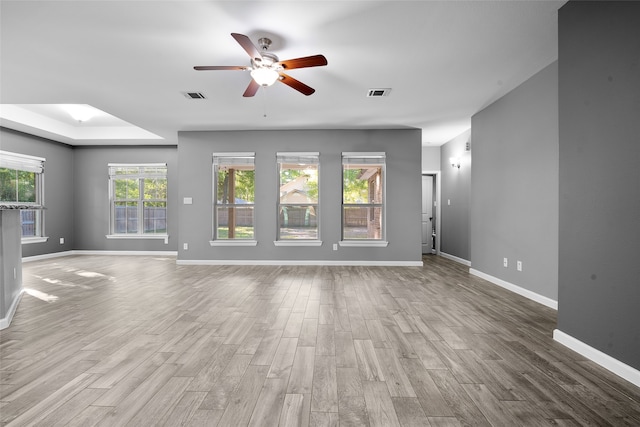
209 240 258 247
106 234 168 240
273 240 322 247
339 240 389 248
22 236 49 244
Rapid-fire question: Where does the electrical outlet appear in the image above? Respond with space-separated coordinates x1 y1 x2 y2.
333 243 338 251
183 243 188 250
503 258 508 268
59 237 64 244
517 261 522 271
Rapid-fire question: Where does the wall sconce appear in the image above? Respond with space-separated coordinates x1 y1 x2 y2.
449 157 460 169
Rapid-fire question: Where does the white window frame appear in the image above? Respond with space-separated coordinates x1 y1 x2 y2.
0 150 47 244
210 152 257 247
274 152 321 247
107 163 168 239
340 152 388 247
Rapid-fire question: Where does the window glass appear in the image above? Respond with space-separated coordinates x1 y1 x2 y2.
342 153 385 240
109 164 167 235
277 153 319 240
0 151 45 239
213 153 255 240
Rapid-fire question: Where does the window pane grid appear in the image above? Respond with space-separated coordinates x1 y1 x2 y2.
342 153 385 241
213 154 255 241
109 163 167 235
277 153 319 240
0 151 45 238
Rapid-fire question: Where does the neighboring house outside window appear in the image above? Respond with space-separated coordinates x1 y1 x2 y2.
341 152 387 246
276 152 320 243
107 163 167 238
211 153 256 245
0 150 46 243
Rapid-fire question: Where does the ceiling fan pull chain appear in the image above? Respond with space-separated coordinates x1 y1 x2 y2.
262 86 268 118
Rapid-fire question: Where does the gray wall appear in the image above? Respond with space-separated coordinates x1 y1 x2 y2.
557 1 640 369
177 129 422 262
0 128 75 257
470 62 559 301
73 146 178 251
440 129 471 261
421 146 441 171
1 210 22 322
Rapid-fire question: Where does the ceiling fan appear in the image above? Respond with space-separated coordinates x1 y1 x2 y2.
194 33 327 97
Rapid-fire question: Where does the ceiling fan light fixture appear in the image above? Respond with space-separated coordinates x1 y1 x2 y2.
250 68 280 86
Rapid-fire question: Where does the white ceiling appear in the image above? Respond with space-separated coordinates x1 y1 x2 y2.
0 0 565 147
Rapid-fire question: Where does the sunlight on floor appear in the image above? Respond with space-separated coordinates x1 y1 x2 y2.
24 288 59 303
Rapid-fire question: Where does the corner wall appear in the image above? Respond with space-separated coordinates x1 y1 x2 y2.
557 1 640 370
470 61 559 302
440 129 471 262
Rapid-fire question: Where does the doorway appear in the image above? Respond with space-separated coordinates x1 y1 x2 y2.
422 174 438 254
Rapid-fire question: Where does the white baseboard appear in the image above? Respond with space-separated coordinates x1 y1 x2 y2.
72 250 178 257
469 268 558 310
0 289 24 330
23 250 177 262
439 252 471 266
177 259 423 266
22 250 76 262
553 329 640 388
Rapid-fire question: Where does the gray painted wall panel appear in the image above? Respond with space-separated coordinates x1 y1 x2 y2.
1 210 22 320
177 129 422 262
421 146 441 171
0 128 75 257
440 130 471 261
558 1 640 369
73 146 178 251
470 62 559 301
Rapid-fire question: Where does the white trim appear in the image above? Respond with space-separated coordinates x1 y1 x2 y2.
273 240 323 247
209 240 258 247
553 329 640 388
177 259 423 266
23 250 177 262
106 234 168 240
342 152 386 158
469 268 558 310
212 152 255 158
73 250 177 257
107 162 167 168
339 240 389 248
21 236 49 244
439 252 471 266
0 289 24 330
276 151 320 157
23 250 75 262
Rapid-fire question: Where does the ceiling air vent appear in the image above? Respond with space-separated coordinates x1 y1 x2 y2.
367 88 391 97
182 92 206 99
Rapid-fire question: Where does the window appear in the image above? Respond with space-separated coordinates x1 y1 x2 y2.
276 152 320 243
0 150 46 242
108 164 167 237
212 153 255 243
341 152 387 245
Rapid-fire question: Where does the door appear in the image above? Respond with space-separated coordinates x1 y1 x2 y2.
422 175 434 254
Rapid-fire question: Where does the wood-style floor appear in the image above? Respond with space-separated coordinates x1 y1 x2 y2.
1 255 639 426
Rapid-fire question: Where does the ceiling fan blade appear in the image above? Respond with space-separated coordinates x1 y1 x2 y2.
279 73 315 96
194 65 248 71
279 55 328 70
243 79 260 97
231 33 263 61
